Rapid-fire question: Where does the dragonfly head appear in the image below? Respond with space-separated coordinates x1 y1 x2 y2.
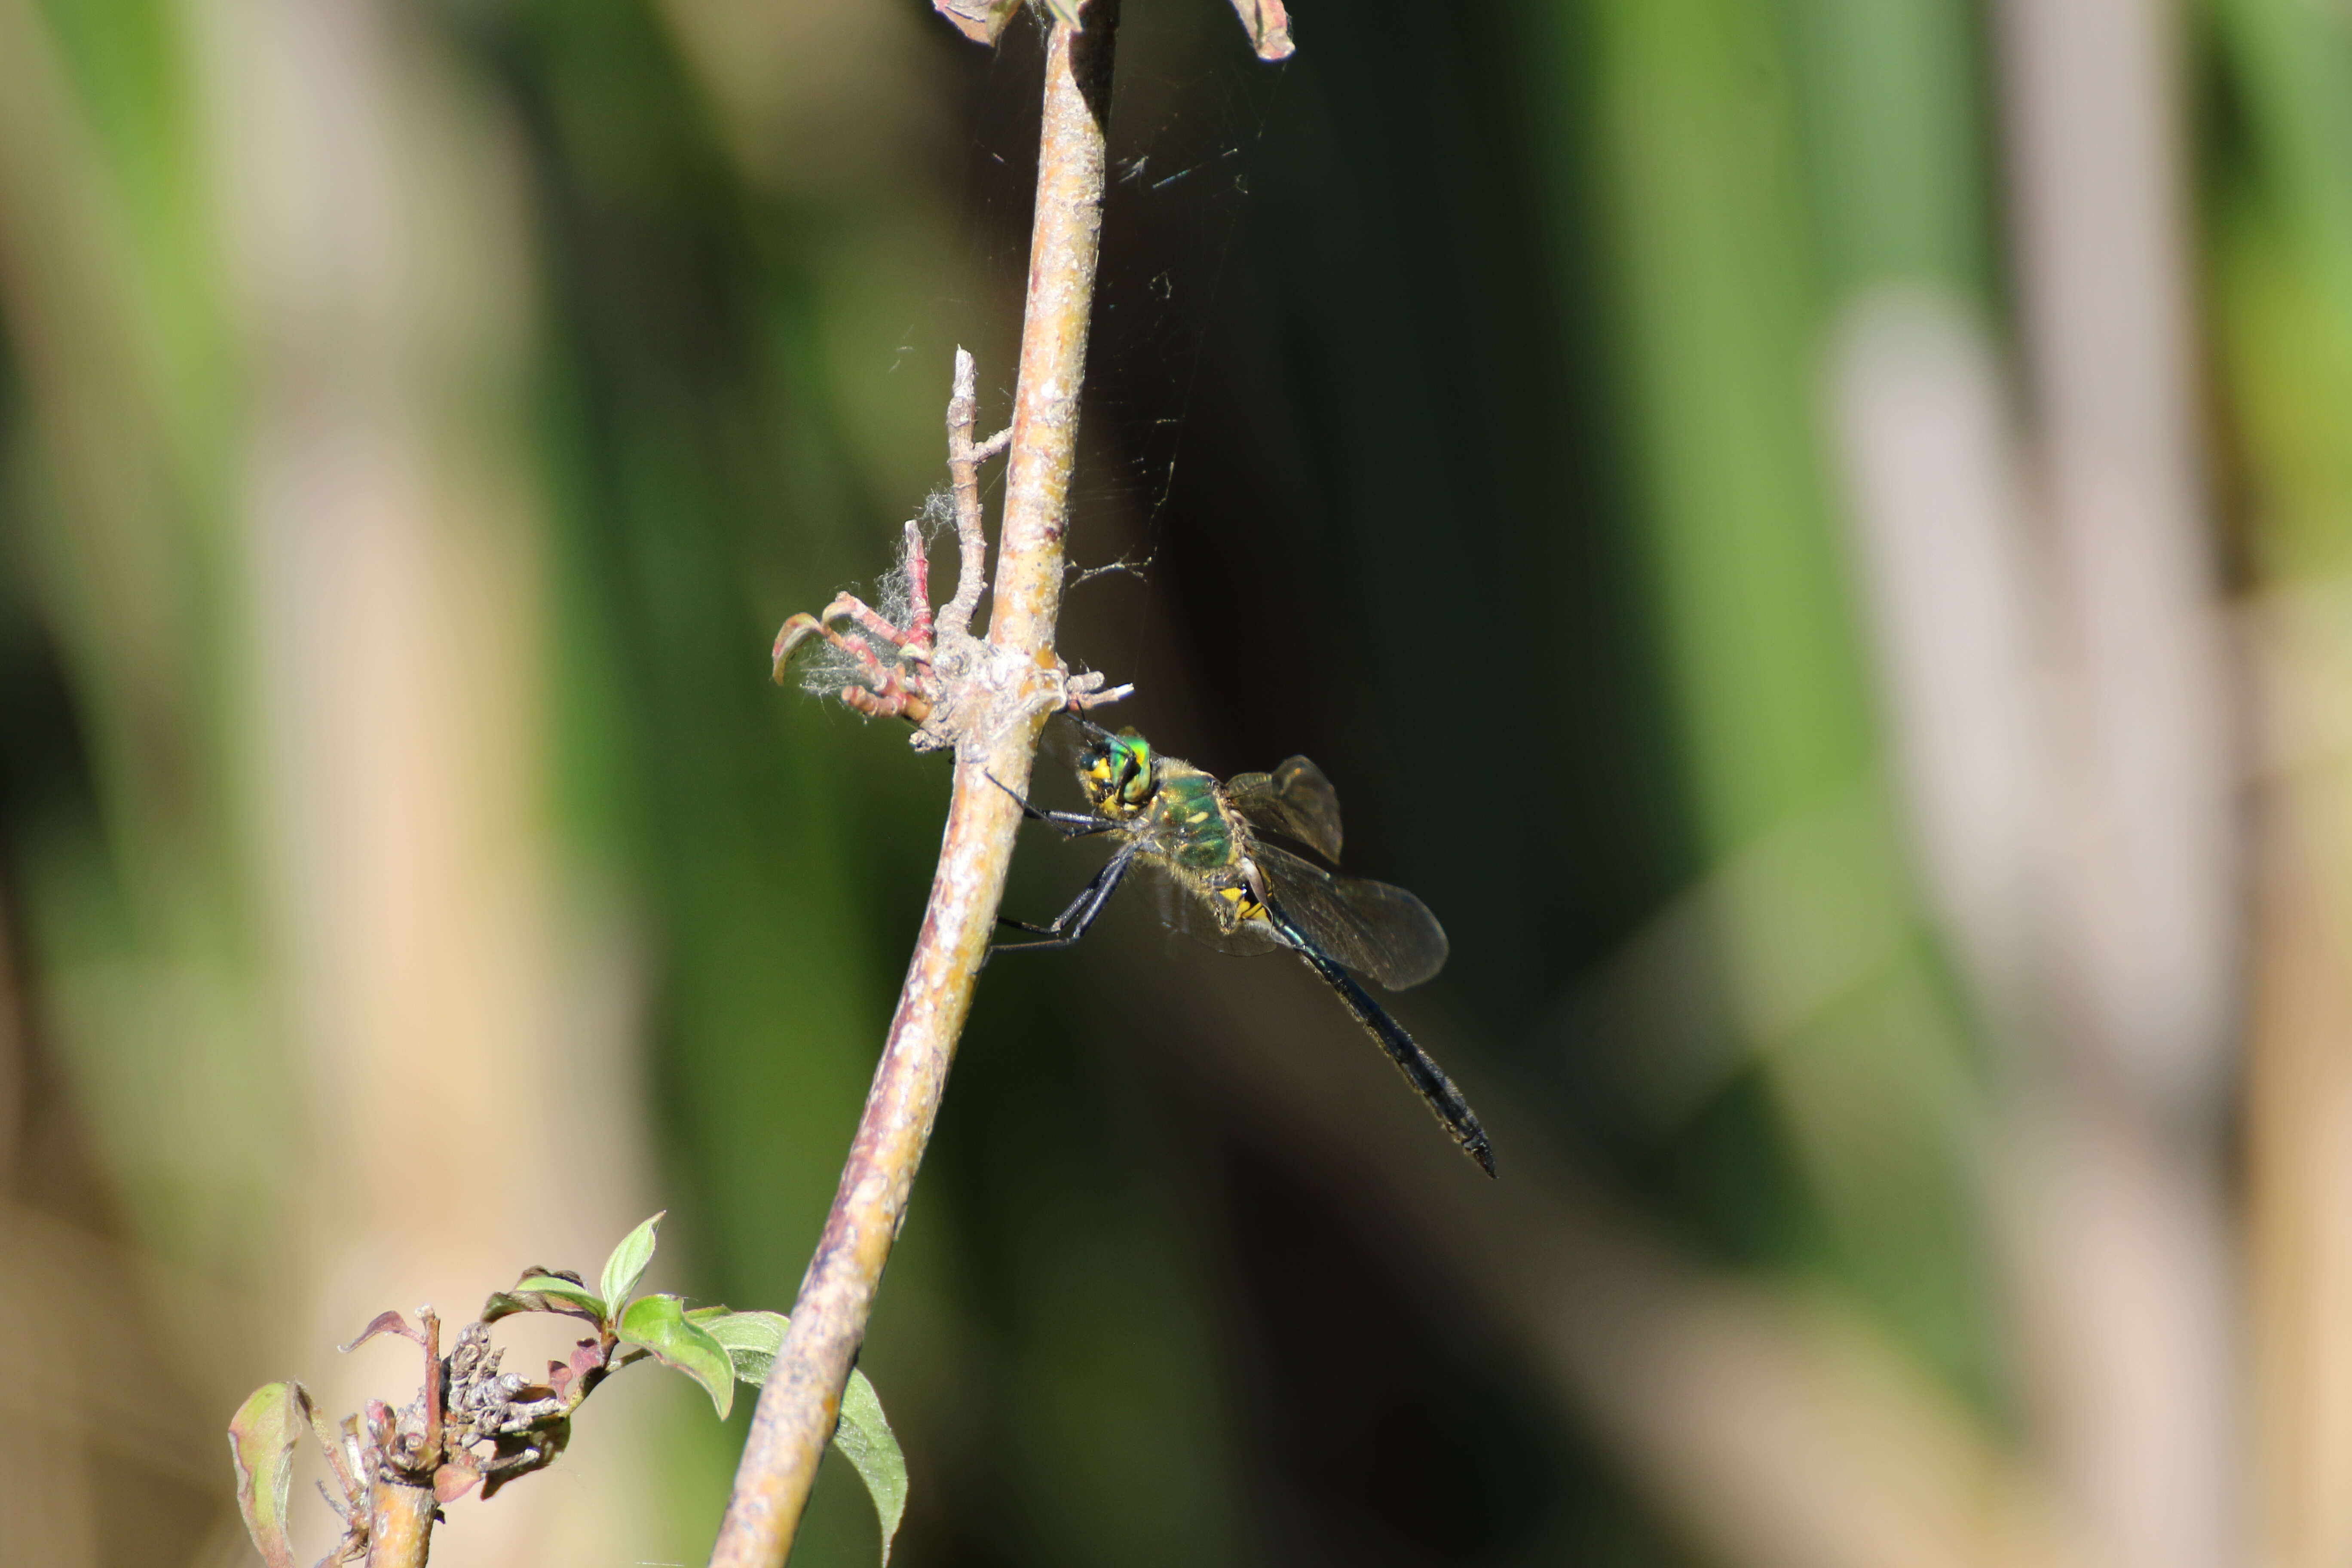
1077 728 1155 815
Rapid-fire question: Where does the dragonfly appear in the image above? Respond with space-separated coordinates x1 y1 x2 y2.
991 723 1494 1176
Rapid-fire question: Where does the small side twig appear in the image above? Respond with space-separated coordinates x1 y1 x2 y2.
711 5 1124 1565
939 349 1008 643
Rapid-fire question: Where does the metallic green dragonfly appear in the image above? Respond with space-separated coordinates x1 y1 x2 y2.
992 724 1494 1176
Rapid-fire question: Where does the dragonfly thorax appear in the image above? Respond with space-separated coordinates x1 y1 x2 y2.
1074 733 1252 880
1143 769 1245 873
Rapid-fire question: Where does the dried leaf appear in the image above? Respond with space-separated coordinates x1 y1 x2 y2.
228 1382 304 1568
337 1310 423 1353
1228 0 1295 60
478 1416 571 1500
433 1451 483 1504
931 0 1024 46
599 1212 665 1314
549 1334 607 1400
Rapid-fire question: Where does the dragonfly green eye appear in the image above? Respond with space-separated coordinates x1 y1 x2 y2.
1112 735 1152 805
1079 732 1152 808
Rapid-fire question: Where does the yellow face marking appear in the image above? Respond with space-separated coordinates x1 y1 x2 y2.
1188 809 1211 824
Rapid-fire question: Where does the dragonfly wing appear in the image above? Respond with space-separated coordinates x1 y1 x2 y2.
1145 862 1286 958
1253 845 1449 989
1226 756 1345 862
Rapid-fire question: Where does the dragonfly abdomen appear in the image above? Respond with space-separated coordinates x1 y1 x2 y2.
1268 903 1495 1177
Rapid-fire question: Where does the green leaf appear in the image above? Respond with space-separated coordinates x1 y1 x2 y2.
833 1369 909 1565
599 1211 665 1313
677 1307 906 1561
617 1294 735 1419
228 1382 304 1568
694 1308 789 1385
483 1268 606 1324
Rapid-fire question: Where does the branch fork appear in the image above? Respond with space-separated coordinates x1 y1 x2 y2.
772 346 1131 754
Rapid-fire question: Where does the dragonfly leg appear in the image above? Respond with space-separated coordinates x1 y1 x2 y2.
986 848 1135 965
995 867 1106 934
983 771 1115 838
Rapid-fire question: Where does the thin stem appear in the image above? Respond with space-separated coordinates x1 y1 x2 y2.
938 348 992 643
704 8 1119 1567
419 1309 443 1460
987 5 1116 662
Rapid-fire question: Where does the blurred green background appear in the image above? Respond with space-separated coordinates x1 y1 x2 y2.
5 0 2352 1565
